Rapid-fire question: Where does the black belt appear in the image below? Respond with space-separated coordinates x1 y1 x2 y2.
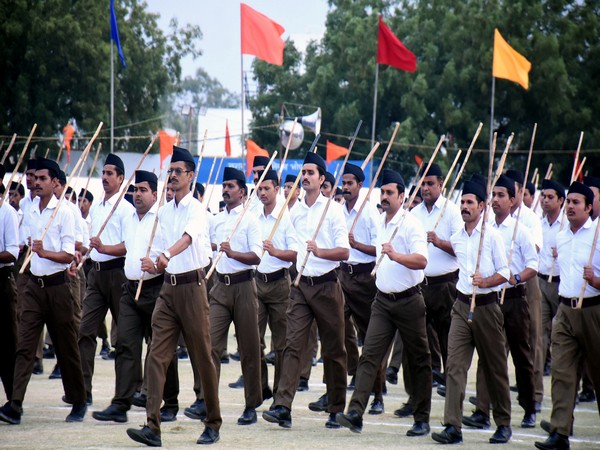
128 275 164 290
256 268 288 283
559 295 600 309
217 269 254 286
378 286 421 301
92 257 125 271
339 262 375 275
31 271 66 289
423 270 459 286
504 284 527 298
164 269 205 286
457 291 499 306
299 270 337 286
538 273 560 283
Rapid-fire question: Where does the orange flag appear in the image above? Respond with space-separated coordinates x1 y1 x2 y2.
493 29 531 90
63 123 75 162
241 3 285 65
159 130 177 169
225 120 231 156
246 139 269 176
326 140 348 166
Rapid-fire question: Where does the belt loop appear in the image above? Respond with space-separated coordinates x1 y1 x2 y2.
423 276 429 286
571 298 577 309
308 276 314 287
196 269 202 286
348 264 353 275
224 274 231 286
170 274 177 286
261 272 268 283
94 261 101 271
37 277 45 289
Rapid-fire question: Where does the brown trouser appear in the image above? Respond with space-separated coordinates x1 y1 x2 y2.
539 277 560 386
275 277 347 413
146 271 221 435
0 267 18 401
256 274 290 395
78 265 126 395
349 290 432 422
299 322 318 381
527 277 544 403
444 298 511 429
209 277 262 408
12 272 85 409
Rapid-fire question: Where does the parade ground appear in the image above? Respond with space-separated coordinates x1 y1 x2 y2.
2 318 599 449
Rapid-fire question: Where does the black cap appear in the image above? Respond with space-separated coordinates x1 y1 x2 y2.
126 184 135 193
57 170 67 185
583 176 600 190
66 186 74 196
525 181 536 196
0 163 5 179
171 146 195 167
462 180 487 202
541 179 565 199
252 155 270 168
26 159 37 171
505 169 524 186
135 170 158 186
223 166 246 183
470 173 487 188
495 174 516 197
409 185 422 199
36 157 60 178
381 169 405 189
105 153 125 173
79 188 93 202
218 200 226 208
284 174 297 184
194 182 205 197
256 169 279 184
303 152 326 172
419 162 443 178
568 182 594 205
343 163 365 182
324 171 336 187
335 187 343 196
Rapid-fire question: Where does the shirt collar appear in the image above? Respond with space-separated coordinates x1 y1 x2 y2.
493 214 514 229
300 192 327 210
33 195 59 212
225 203 244 215
262 201 283 220
173 190 194 209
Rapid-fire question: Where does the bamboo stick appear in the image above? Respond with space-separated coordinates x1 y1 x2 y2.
2 126 37 205
1 134 17 165
277 118 298 180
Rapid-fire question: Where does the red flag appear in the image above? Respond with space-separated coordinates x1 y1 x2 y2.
159 129 177 169
224 120 232 157
241 3 285 65
326 140 348 166
377 16 416 72
414 154 423 167
246 139 269 176
574 153 583 182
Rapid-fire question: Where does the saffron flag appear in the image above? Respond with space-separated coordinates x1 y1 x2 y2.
241 3 285 66
225 120 231 157
326 140 348 166
110 0 126 68
493 29 531 90
376 16 416 72
159 129 178 169
246 139 269 176
62 123 75 163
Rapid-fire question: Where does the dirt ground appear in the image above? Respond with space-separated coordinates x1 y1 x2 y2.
2 319 599 449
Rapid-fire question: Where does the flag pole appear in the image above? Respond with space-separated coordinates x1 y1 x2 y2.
371 64 379 149
240 53 245 177
489 76 495 153
110 40 115 154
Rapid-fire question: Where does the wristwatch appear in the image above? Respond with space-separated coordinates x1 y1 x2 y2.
163 250 171 261
514 273 522 284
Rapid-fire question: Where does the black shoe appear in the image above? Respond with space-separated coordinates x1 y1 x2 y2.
197 426 220 445
127 425 162 447
228 375 244 389
0 403 21 425
469 395 478 406
521 412 536 428
49 364 61 379
325 412 340 429
263 386 273 401
489 425 512 444
368 398 384 415
393 402 413 418
102 350 116 361
347 375 356 391
543 362 551 376
534 432 570 450
432 368 446 386
176 346 189 360
432 425 462 444
184 399 206 421
432 380 439 388
509 384 518 392
237 407 257 425
336 411 362 433
32 359 43 375
262 405 292 428
297 378 309 392
62 392 93 406
578 389 596 402
43 345 55 359
407 421 430 437
462 410 490 429
160 409 177 422
386 367 398 385
230 350 240 361
92 404 128 423
220 354 230 364
66 402 87 422
308 394 328 412
99 342 110 357
265 351 276 365
436 384 446 397
132 392 147 408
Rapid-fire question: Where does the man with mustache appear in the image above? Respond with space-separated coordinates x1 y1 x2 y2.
431 179 512 445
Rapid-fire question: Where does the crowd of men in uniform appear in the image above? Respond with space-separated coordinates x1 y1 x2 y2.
0 144 599 450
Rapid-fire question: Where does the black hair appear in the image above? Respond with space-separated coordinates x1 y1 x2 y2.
10 182 25 196
184 161 195 173
233 179 247 196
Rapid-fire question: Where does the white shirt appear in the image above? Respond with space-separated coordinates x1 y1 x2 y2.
411 196 461 276
89 191 135 262
491 215 539 289
451 217 510 295
27 196 75 276
556 217 600 298
257 202 299 274
123 203 162 281
512 205 543 251
62 198 85 244
291 193 350 276
0 201 19 268
375 209 428 293
18 194 36 246
158 191 211 274
343 199 378 264
213 203 262 274
539 213 563 276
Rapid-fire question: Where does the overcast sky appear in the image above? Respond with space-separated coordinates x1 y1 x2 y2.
144 0 330 94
